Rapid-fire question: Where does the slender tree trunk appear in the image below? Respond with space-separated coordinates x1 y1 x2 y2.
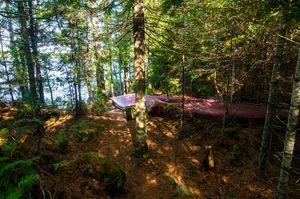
6 1 25 100
109 47 115 97
45 69 54 106
18 0 38 104
119 71 123 95
84 20 93 101
221 72 230 143
68 77 74 107
133 0 148 153
28 0 44 104
118 50 124 94
18 57 29 99
124 64 129 94
0 29 14 104
179 54 185 135
69 19 80 117
90 14 105 93
277 49 300 199
258 2 289 177
77 67 82 103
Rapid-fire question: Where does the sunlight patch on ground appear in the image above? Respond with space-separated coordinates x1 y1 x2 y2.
112 148 120 156
147 139 158 148
145 174 158 185
247 184 273 197
222 175 230 183
45 115 72 133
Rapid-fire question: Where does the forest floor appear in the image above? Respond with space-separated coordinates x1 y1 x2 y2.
1 101 300 199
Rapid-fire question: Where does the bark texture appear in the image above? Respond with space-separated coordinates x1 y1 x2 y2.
18 0 38 103
28 0 45 104
133 0 148 153
277 49 300 199
258 2 289 176
90 10 105 93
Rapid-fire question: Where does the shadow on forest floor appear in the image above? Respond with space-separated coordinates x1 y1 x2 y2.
4 101 300 199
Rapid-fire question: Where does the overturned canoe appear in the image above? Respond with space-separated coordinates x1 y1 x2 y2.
112 94 286 120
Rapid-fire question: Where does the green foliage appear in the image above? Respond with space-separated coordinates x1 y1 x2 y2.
71 120 102 142
58 130 68 153
87 89 108 115
162 0 185 12
168 175 194 197
0 129 39 199
15 102 36 120
53 160 69 171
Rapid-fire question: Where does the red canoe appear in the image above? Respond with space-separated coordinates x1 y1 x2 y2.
112 94 286 120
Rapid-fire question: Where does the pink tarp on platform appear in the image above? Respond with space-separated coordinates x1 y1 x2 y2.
112 94 285 120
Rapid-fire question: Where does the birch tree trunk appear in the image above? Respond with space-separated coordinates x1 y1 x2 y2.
133 0 148 153
277 49 300 199
0 28 14 104
258 2 289 176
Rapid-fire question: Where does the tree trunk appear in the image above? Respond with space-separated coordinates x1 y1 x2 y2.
0 29 14 104
28 0 45 105
109 47 115 97
18 0 38 104
277 49 300 199
90 14 105 93
133 0 148 153
6 1 25 101
84 20 94 102
44 69 54 106
124 64 129 94
258 2 289 177
118 48 124 94
69 19 80 117
179 54 185 135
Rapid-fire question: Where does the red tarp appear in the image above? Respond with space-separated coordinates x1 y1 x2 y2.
112 94 285 120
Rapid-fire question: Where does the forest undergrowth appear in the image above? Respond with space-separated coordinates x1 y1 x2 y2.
1 101 299 199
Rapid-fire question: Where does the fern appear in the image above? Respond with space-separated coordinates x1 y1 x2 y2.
0 157 39 199
0 128 39 199
18 174 39 187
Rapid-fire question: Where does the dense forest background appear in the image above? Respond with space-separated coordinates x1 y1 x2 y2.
0 0 300 198
1 0 299 106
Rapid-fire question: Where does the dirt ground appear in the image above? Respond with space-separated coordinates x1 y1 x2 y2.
2 102 300 198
